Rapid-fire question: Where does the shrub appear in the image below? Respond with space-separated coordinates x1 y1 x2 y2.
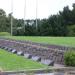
0 32 10 36
64 50 75 66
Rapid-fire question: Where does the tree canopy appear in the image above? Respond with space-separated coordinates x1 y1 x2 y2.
0 3 75 36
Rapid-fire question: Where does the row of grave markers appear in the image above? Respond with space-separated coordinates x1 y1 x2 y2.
0 39 65 65
0 39 67 65
0 46 54 66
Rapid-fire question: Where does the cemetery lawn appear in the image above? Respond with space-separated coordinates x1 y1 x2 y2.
4 36 75 47
0 49 48 71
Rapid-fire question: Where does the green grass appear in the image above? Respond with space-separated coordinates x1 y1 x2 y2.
0 32 10 36
0 49 48 71
4 36 75 47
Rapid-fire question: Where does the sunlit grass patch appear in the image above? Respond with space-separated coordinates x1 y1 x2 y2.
0 49 48 71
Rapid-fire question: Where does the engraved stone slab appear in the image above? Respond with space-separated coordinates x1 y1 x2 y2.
41 59 54 66
12 49 17 54
1 46 5 49
17 51 24 56
4 47 9 50
8 48 13 52
31 56 41 62
24 53 32 59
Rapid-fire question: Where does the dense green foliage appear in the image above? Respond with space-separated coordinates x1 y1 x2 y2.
0 49 47 71
67 25 75 36
64 50 75 66
4 36 75 47
0 3 75 36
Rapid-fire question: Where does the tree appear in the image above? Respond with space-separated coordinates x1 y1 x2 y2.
71 3 75 24
0 9 7 32
59 6 72 25
0 9 6 16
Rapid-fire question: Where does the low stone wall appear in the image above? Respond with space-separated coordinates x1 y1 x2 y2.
0 67 75 75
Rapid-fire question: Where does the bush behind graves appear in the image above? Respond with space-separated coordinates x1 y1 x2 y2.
64 50 75 66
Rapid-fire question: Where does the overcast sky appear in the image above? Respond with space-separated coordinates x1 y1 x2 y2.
0 0 75 19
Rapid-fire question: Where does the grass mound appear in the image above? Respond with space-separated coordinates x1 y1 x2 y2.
0 49 48 71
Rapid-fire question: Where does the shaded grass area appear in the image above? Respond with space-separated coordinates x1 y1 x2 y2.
0 32 10 36
0 49 48 71
4 36 75 47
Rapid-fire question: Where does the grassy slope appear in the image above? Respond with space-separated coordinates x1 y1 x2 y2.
0 49 48 71
4 36 75 47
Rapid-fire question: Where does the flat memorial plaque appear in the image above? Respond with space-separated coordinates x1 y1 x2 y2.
1 46 5 49
4 47 9 50
41 59 54 66
8 48 13 52
24 53 32 59
17 51 24 56
31 56 41 62
12 49 17 54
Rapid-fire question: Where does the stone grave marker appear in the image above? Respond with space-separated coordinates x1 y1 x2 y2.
17 51 24 56
31 56 41 62
41 59 54 66
4 47 9 50
1 46 5 49
12 49 17 54
24 53 32 59
0 45 1 48
8 48 13 52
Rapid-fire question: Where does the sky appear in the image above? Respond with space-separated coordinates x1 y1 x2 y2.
0 0 75 19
